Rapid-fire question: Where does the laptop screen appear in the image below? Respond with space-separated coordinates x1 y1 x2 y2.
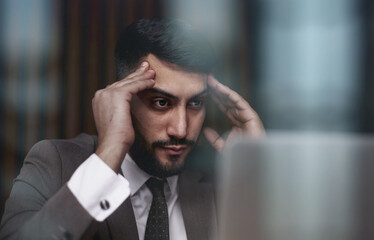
217 132 374 240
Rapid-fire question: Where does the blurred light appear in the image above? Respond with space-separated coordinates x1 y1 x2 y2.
257 0 363 131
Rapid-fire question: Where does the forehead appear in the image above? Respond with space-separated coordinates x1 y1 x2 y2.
145 54 207 95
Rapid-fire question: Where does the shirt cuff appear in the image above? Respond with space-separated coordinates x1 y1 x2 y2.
67 153 130 222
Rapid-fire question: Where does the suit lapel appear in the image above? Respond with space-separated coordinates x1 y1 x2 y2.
179 171 218 240
106 198 139 240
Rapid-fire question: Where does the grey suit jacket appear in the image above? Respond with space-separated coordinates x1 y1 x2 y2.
0 134 217 240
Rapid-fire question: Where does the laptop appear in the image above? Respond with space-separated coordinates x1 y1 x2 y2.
217 132 374 240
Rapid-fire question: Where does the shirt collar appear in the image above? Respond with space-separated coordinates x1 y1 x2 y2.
121 154 179 196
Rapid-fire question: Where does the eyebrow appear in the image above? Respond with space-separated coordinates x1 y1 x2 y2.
143 88 208 101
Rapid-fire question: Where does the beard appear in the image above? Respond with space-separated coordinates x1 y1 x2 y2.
129 128 196 178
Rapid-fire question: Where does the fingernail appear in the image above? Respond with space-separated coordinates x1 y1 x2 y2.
140 62 147 68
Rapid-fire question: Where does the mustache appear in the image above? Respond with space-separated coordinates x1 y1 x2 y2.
152 138 196 147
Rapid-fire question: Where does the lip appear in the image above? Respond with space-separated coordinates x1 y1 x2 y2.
162 146 187 155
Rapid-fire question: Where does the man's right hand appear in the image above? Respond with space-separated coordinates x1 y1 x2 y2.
92 62 155 172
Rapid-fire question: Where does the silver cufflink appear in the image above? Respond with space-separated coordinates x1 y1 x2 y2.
100 199 110 210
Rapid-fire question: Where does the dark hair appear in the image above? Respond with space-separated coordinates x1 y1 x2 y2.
115 17 217 80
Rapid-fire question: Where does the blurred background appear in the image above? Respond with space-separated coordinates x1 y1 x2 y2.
1 0 373 216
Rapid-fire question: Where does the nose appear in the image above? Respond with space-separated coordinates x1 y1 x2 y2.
166 107 188 140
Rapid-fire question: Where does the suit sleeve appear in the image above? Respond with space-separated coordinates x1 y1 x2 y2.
0 140 126 240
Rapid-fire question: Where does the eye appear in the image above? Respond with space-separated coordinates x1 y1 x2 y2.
152 99 170 109
188 99 204 109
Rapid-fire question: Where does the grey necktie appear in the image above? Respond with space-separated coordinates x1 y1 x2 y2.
145 178 169 240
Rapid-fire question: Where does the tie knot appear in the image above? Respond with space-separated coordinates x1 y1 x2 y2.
146 178 165 196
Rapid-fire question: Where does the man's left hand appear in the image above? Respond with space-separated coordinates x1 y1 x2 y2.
204 75 265 153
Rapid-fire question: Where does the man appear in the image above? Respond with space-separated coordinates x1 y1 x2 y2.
0 17 265 239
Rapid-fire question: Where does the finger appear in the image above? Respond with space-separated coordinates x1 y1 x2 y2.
216 102 243 126
210 91 238 114
108 62 152 89
210 86 247 126
118 77 155 96
208 76 266 136
208 82 235 109
208 75 261 122
212 93 237 122
114 70 155 88
93 78 155 105
208 75 250 110
204 127 225 153
123 61 150 79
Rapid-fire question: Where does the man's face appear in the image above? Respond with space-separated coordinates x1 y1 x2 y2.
130 54 207 177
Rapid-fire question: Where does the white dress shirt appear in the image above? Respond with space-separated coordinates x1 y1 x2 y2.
67 153 187 240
